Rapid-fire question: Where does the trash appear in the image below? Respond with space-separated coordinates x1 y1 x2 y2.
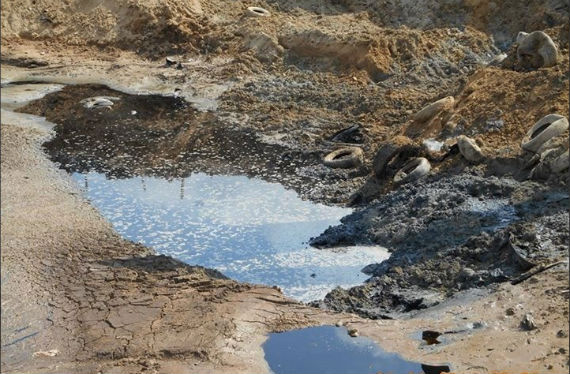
33 349 59 357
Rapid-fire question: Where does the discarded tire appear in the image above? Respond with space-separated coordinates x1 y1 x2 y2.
521 114 569 153
457 135 484 163
372 136 413 177
516 31 558 68
393 157 430 185
414 96 454 123
80 96 120 109
323 147 364 169
246 7 270 17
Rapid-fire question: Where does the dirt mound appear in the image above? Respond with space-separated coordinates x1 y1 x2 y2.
1 0 207 55
340 0 569 47
399 25 569 155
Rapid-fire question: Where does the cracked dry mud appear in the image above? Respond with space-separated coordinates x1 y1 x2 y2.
1 123 343 374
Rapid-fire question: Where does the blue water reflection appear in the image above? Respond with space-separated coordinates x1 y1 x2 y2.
73 172 390 301
263 326 449 374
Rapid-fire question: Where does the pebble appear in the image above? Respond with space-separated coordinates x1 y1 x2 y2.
520 313 537 331
348 328 359 337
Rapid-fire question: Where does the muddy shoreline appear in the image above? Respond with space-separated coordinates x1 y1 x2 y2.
2 0 570 369
2 57 568 373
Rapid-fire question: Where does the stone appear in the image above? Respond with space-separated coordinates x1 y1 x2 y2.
520 313 537 331
348 328 359 337
457 135 484 162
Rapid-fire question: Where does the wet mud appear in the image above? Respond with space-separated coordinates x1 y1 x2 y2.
15 82 570 320
311 173 568 318
21 84 366 205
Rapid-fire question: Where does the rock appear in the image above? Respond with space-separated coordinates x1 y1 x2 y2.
165 57 177 66
520 313 537 331
471 321 487 329
422 330 441 345
556 329 568 338
422 138 444 152
243 32 283 63
348 328 359 337
505 307 515 316
550 150 569 173
335 321 344 327
457 135 484 162
361 263 382 275
414 96 454 123
460 267 476 279
32 349 59 357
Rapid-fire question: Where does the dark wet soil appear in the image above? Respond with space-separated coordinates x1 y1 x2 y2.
310 173 569 318
20 84 367 205
17 84 570 321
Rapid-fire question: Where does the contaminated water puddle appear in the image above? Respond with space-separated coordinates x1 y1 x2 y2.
0 83 63 131
263 326 451 374
1 82 64 110
74 172 390 301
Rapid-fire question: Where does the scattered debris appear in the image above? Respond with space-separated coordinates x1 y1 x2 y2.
32 349 59 358
414 96 454 123
457 135 485 163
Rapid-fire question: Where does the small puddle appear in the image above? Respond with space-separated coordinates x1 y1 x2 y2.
263 326 450 374
75 172 390 301
1 82 63 131
464 197 518 231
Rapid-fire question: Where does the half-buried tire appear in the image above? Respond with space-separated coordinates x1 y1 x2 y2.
393 157 430 185
246 7 271 17
372 136 414 177
521 114 569 153
323 147 364 169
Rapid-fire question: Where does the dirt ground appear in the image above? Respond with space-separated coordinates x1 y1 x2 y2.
1 0 569 373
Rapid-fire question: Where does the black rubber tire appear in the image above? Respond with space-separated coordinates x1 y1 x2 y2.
372 137 415 177
323 147 364 169
393 157 430 185
521 114 568 153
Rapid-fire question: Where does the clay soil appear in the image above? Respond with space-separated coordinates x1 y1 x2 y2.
1 0 569 373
